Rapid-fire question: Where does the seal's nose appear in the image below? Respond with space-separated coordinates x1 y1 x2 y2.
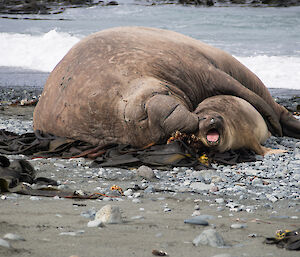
210 118 215 125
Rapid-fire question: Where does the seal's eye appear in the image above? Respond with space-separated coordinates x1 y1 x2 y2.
198 117 206 121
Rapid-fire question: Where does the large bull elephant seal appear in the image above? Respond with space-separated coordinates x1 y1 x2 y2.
33 27 300 149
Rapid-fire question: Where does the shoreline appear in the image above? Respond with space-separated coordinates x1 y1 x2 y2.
1 0 300 17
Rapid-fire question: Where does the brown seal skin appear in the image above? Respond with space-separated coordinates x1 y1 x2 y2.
194 95 272 155
33 27 300 148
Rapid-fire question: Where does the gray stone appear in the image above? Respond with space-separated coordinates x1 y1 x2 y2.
266 194 278 203
184 217 209 226
251 177 263 186
193 229 226 247
230 223 248 229
95 204 123 224
123 189 133 196
87 219 104 228
3 233 25 241
293 173 300 180
190 182 212 191
59 230 84 236
164 207 171 212
0 238 10 248
244 169 261 176
80 209 96 219
136 165 156 180
215 198 225 204
144 185 156 193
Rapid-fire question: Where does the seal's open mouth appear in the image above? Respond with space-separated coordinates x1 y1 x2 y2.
206 129 220 144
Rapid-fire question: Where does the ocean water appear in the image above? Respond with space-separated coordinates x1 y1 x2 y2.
0 2 300 91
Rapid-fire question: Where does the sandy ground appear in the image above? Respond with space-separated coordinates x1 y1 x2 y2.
0 106 299 257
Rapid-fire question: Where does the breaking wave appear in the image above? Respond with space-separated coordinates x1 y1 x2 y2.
0 30 299 89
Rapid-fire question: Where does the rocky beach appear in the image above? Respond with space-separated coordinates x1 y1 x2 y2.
0 86 299 256
1 1 300 256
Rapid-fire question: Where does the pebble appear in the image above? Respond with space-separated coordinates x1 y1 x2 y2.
266 194 278 203
184 217 209 226
215 198 225 204
123 189 133 196
0 238 11 248
230 223 248 229
29 196 40 201
59 230 84 236
4 233 25 241
251 177 263 186
95 205 123 224
193 229 226 247
164 207 171 212
194 204 200 210
191 210 201 216
190 182 212 191
87 219 103 228
248 233 257 238
144 185 155 193
80 209 96 219
136 165 156 180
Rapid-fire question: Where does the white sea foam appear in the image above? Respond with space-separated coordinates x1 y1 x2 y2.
0 30 80 72
237 55 300 90
0 30 299 89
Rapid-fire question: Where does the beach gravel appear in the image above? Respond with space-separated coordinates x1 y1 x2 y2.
0 98 299 256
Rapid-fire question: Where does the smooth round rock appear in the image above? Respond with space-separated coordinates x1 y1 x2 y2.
230 223 248 229
190 182 212 191
0 238 10 248
123 189 133 196
184 217 209 226
87 219 103 228
215 198 225 204
95 204 123 224
3 233 25 241
136 165 156 180
193 229 226 247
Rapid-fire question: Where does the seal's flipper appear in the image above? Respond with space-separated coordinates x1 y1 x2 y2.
280 110 300 139
208 68 282 137
261 146 288 156
145 94 199 141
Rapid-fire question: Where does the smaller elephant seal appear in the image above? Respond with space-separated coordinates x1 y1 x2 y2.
194 95 284 155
